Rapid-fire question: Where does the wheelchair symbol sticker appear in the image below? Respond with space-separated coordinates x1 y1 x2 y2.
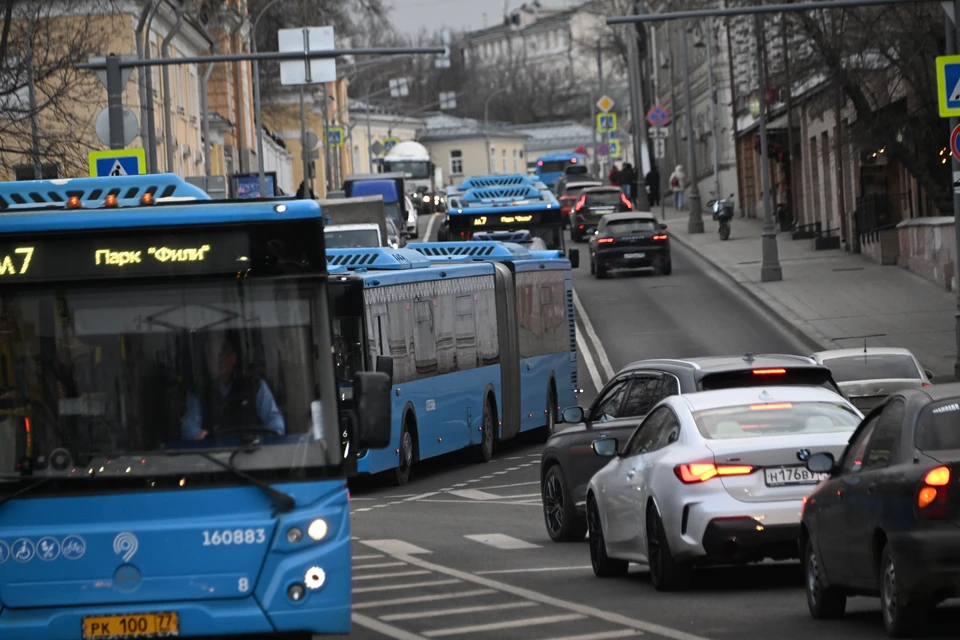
12 538 35 563
0 540 9 564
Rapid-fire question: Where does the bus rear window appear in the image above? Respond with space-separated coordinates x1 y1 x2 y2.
699 368 839 394
539 161 567 173
916 399 960 451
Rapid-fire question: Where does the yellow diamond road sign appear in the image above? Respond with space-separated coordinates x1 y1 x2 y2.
596 95 614 113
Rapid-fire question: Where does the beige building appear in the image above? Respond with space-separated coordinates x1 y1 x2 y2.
418 114 529 186
347 101 424 175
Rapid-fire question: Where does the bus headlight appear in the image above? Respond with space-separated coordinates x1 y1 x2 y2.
304 567 326 590
308 518 328 541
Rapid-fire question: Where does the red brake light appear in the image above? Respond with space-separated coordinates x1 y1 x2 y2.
537 160 543 166
620 193 633 208
578 224 585 229
675 462 754 483
925 466 950 486
749 402 793 411
752 368 786 375
570 157 577 163
923 382 932 387
597 237 614 244
917 464 952 518
652 234 668 241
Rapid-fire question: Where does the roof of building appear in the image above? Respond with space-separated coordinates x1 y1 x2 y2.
462 1 600 43
417 113 529 142
510 120 595 152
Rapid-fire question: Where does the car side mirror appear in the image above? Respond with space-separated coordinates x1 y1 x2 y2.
352 372 392 449
805 452 836 474
592 438 618 457
924 369 934 381
561 406 584 424
567 248 580 269
659 223 668 230
376 355 394 386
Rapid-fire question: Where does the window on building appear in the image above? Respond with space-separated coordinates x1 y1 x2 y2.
450 149 463 175
489 146 496 173
14 164 59 181
513 149 519 172
502 149 507 173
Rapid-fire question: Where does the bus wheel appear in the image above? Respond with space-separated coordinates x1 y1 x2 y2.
474 397 495 463
394 419 416 486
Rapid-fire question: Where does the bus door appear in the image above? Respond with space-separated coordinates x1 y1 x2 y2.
491 262 520 440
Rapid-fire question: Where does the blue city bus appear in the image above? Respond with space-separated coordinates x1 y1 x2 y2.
437 175 565 251
535 152 587 188
0 174 391 639
326 242 579 485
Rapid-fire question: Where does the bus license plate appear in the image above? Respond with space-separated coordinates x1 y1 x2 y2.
624 253 645 259
763 466 827 487
82 612 179 638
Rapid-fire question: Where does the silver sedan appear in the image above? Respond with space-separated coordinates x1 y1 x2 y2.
585 385 863 591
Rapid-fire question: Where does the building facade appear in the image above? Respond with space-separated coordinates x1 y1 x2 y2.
347 100 424 175
418 114 528 185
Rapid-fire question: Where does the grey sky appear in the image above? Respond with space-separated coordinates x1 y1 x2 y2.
385 0 578 36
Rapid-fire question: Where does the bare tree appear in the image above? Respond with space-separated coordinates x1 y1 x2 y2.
0 0 122 179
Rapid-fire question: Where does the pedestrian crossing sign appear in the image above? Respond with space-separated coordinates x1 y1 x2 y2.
597 113 617 133
88 148 146 177
607 139 621 158
936 55 960 117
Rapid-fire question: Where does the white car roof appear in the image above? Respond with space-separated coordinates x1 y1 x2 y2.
325 223 379 231
676 385 853 413
811 347 917 360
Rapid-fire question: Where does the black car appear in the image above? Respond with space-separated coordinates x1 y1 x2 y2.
570 187 633 242
800 383 960 638
540 354 843 542
588 212 671 277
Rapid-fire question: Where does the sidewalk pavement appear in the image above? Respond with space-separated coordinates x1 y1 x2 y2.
652 204 957 380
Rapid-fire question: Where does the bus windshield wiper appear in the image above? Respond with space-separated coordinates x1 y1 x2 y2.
194 449 296 513
0 477 54 508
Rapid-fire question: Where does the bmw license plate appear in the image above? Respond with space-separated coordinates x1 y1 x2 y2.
624 253 645 259
763 466 828 487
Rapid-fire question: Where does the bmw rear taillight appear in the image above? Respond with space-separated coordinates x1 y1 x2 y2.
917 465 951 519
674 462 754 483
652 234 668 241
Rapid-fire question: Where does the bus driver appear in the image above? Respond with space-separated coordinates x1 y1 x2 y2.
181 330 286 440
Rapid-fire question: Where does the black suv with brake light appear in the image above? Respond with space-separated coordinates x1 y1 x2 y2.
588 212 671 277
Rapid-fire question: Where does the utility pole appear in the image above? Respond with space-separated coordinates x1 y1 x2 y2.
781 12 798 231
25 19 42 175
680 22 703 232
597 42 606 178
704 16 721 200
950 0 960 380
754 11 782 281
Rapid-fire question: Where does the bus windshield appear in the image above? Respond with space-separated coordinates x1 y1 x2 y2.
384 160 430 179
538 161 568 173
0 279 341 482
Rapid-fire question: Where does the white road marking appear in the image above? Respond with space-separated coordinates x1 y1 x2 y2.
543 631 642 640
354 561 407 570
420 499 540 507
353 570 431 581
495 492 542 499
475 566 593 575
572 289 615 380
475 481 539 490
354 579 460 594
362 540 432 555
447 489 502 500
355 508 372 512
405 492 441 501
464 534 541 550
452 483 468 487
390 552 718 640
507 456 523 460
423 613 585 637
424 212 441 240
576 332 604 393
353 589 497 610
440 487 453 491
493 471 508 475
353 613 427 640
352 554 385 561
380 601 537 621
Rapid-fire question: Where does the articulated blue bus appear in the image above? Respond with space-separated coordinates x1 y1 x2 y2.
325 242 579 485
0 174 390 639
535 152 587 188
437 175 565 250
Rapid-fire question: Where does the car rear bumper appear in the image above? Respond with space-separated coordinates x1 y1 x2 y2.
669 495 803 563
595 247 669 269
888 528 960 598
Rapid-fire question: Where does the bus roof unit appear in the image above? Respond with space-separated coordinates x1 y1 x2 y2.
325 247 433 270
406 241 532 260
0 173 211 210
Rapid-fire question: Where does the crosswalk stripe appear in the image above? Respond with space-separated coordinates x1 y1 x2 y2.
353 570 431 581
379 601 537 621
352 554 385 561
541 631 642 640
448 489 501 500
423 614 585 637
354 579 460 594
362 540 432 555
353 589 496 609
464 533 540 550
353 613 427 640
355 561 407 570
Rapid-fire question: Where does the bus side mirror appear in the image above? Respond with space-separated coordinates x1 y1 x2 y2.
353 372 392 450
567 248 580 269
376 355 394 386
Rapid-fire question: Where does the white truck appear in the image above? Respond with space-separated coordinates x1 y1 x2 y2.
319 195 404 248
382 140 445 215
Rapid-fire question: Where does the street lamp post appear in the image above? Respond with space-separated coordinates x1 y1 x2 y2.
696 17 721 200
680 22 703 233
252 0 288 199
754 12 782 282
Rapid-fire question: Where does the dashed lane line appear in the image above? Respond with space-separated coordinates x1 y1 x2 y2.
379 601 538 622
572 288 615 380
576 331 605 394
423 212 441 241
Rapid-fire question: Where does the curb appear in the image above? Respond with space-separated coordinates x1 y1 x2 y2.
668 231 829 353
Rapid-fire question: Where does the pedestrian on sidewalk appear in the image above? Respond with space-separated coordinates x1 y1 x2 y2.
645 165 660 207
669 165 686 210
617 163 637 203
608 164 619 186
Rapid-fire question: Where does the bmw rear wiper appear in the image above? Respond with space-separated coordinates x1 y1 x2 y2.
194 448 296 513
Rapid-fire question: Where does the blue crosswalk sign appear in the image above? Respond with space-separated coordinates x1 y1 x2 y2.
88 149 145 177
937 56 960 117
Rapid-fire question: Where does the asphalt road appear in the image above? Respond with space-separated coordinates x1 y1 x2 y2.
335 214 960 639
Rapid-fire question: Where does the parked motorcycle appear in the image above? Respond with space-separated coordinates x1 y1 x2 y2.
709 196 734 241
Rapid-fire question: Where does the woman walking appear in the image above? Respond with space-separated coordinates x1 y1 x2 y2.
669 165 686 210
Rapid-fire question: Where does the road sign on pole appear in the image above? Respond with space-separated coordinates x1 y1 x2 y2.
370 140 384 156
597 113 617 133
88 149 146 177
596 95 615 113
327 127 344 148
88 55 137 90
383 138 399 152
608 139 622 158
937 55 960 117
653 138 666 159
952 123 960 160
95 106 139 147
647 105 670 128
279 26 336 86
650 127 669 139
